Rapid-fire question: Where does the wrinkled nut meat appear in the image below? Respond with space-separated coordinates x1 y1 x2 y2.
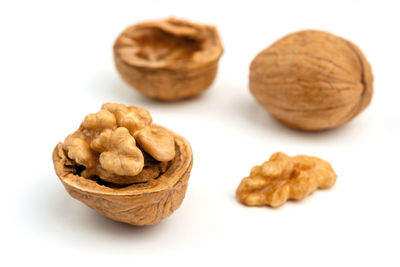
52 103 193 226
236 152 336 208
114 17 223 101
250 30 373 131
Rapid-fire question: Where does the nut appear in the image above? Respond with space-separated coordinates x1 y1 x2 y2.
63 104 153 185
236 152 336 207
64 137 94 168
82 109 117 130
134 126 175 162
249 30 373 131
105 103 152 135
52 103 193 226
114 17 223 101
91 127 144 177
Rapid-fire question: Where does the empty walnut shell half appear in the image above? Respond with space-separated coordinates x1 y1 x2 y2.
250 30 373 131
113 17 223 101
52 103 193 226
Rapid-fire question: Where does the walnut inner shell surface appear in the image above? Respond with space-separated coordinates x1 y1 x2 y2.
123 27 203 64
114 17 222 70
249 30 373 131
114 17 223 101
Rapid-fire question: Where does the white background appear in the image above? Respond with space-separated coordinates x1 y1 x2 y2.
1 0 399 266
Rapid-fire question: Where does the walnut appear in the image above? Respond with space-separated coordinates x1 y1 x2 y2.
103 103 152 135
52 103 193 226
90 127 144 177
134 126 175 162
249 30 373 131
113 17 223 101
64 137 94 168
236 152 336 208
82 109 117 130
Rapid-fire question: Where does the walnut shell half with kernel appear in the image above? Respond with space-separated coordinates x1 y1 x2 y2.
52 103 192 226
250 30 373 131
114 17 223 101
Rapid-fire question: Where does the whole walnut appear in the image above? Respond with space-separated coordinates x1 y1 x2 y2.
249 30 373 131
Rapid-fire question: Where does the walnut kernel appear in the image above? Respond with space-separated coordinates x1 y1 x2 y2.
236 152 336 207
91 127 144 177
134 126 175 162
62 103 160 185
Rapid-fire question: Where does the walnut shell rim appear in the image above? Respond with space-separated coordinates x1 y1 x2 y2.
249 30 373 131
113 17 223 101
52 124 193 226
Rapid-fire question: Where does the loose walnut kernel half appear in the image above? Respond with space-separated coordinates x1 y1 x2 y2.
236 152 336 208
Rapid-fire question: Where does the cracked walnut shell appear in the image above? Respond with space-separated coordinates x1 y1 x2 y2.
250 30 373 131
114 17 223 101
236 152 336 208
52 103 193 226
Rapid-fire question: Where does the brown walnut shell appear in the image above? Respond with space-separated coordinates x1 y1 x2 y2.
250 30 373 131
114 17 223 101
52 125 193 226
